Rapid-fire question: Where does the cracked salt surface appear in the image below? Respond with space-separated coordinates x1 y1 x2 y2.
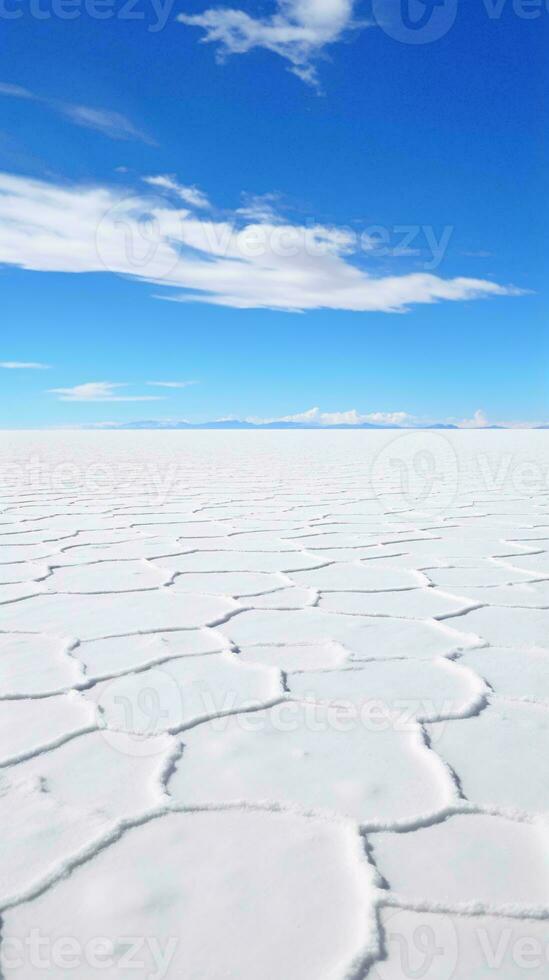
0 430 548 978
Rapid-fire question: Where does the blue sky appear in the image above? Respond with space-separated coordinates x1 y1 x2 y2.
0 0 547 427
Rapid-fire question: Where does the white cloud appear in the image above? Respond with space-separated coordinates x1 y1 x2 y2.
362 411 411 425
49 382 165 403
0 361 50 369
143 176 211 209
0 170 524 314
178 0 364 88
146 380 198 388
236 193 282 223
244 407 508 428
0 83 152 143
457 408 490 429
247 406 413 425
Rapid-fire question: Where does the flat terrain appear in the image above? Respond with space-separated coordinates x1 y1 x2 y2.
1 430 548 979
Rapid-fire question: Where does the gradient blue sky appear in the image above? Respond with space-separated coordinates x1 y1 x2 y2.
0 0 547 427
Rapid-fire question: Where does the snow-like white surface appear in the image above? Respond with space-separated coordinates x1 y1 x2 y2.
0 429 548 978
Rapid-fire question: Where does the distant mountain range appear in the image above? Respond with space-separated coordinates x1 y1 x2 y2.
91 419 463 430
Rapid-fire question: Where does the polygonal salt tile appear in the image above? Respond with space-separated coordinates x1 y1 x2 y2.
151 551 326 573
370 814 549 913
133 520 231 537
169 570 285 596
1 811 380 980
282 532 382 549
248 587 316 608
170 704 454 824
289 658 485 723
428 701 549 813
11 729 174 817
436 581 549 608
43 560 170 594
237 642 350 671
0 692 96 765
0 581 44 605
0 590 237 640
502 553 549 575
319 588 471 619
306 547 404 563
0 561 49 584
220 609 480 661
52 537 185 565
425 562 539 588
453 607 549 649
76 628 224 677
395 535 533 561
88 652 282 736
288 564 423 591
458 647 549 702
15 516 135 533
0 633 84 696
0 775 108 907
0 529 76 545
210 532 304 550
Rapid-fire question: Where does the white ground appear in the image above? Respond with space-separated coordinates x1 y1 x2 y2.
0 429 548 979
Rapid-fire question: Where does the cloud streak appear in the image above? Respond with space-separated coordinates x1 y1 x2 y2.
143 176 211 209
49 382 165 402
146 380 198 388
0 170 524 314
0 83 152 143
1 361 50 369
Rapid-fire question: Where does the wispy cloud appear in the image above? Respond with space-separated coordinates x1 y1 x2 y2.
146 380 198 388
1 360 50 369
178 0 365 89
455 408 490 429
143 175 211 209
0 170 525 314
49 382 165 402
0 82 153 143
